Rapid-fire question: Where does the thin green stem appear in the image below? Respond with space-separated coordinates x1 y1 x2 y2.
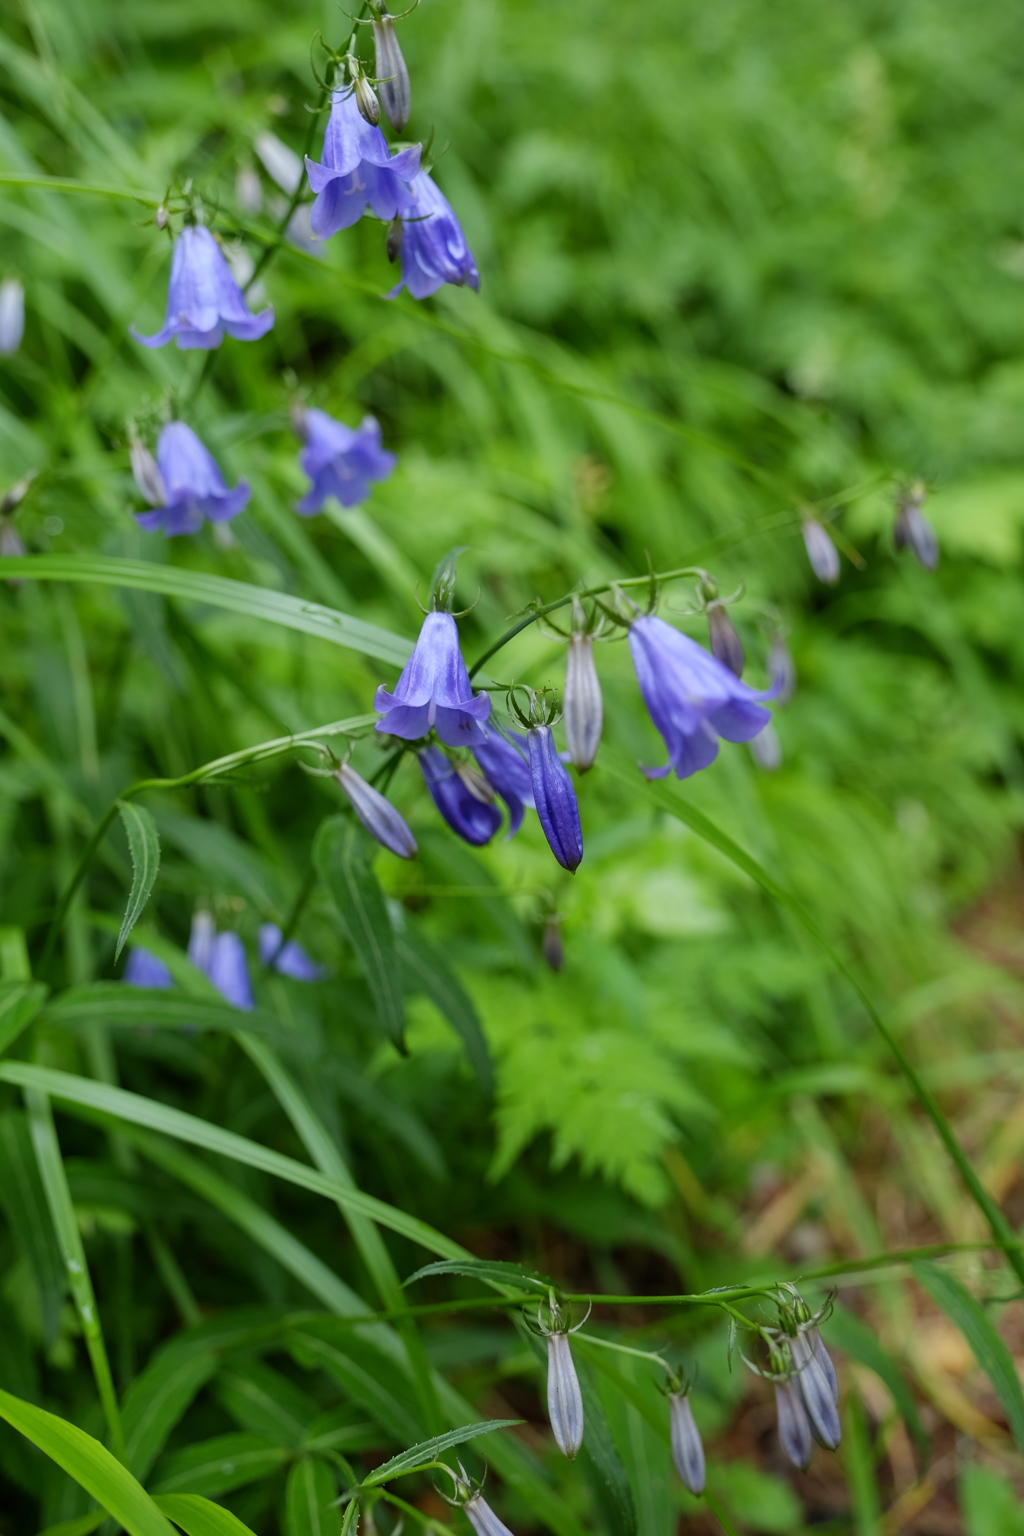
0 173 159 207
575 1333 671 1370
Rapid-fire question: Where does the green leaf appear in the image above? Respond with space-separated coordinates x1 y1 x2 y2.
913 1260 1024 1453
0 1387 176 1536
315 817 405 1048
115 800 161 959
0 555 413 666
403 1258 549 1292
0 1062 468 1261
36 1513 106 1536
576 1367 638 1536
0 1108 67 1345
152 1435 291 1498
361 1419 525 1487
288 1324 423 1445
841 1392 881 1536
286 1458 340 1536
825 1305 928 1466
0 980 48 1055
154 1492 262 1536
397 928 492 1092
45 985 314 1057
122 1344 219 1479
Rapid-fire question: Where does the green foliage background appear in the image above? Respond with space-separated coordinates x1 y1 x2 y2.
1 0 1024 1529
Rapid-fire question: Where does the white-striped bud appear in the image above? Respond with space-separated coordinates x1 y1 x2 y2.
372 9 412 132
668 1392 705 1495
464 1494 516 1536
546 1331 584 1458
0 279 25 356
564 632 602 771
791 1331 840 1450
335 763 418 859
808 1325 839 1405
774 1378 813 1470
801 519 840 585
130 438 167 507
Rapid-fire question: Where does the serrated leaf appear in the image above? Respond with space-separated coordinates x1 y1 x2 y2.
152 1434 290 1498
286 1458 340 1536
397 928 492 1093
403 1258 549 1292
825 1305 928 1466
0 980 48 1055
0 1387 176 1536
116 801 161 959
154 1492 261 1536
315 817 404 1048
913 1260 1024 1453
361 1419 524 1487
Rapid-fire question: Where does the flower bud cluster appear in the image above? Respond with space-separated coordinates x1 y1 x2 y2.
746 1286 842 1471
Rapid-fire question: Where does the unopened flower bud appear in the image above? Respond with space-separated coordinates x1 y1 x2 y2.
774 1378 813 1470
791 1332 840 1449
0 279 25 356
335 762 418 859
542 916 564 972
255 131 303 196
808 1326 839 1405
372 8 412 132
802 519 840 585
546 1331 584 1458
0 521 25 560
0 470 36 516
748 721 781 771
290 400 309 443
564 631 602 771
463 1494 515 1536
768 636 796 704
894 483 938 571
236 164 263 214
706 601 744 677
130 438 167 507
386 217 404 264
668 1392 705 1495
155 205 169 230
353 72 381 127
529 725 583 873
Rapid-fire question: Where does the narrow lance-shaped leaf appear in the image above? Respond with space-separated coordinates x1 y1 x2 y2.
0 1109 66 1345
361 1419 525 1487
913 1260 1024 1454
285 1457 340 1536
397 926 493 1092
315 816 405 1048
404 1258 549 1292
116 801 161 958
0 980 48 1056
153 1493 262 1536
825 1304 928 1467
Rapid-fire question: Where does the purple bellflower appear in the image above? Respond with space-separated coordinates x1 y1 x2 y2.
306 90 421 240
529 725 583 873
132 224 273 351
258 923 327 980
473 730 534 836
420 747 501 847
188 913 254 1011
136 422 250 537
628 614 778 781
295 408 396 514
375 611 490 746
123 947 173 988
387 171 480 300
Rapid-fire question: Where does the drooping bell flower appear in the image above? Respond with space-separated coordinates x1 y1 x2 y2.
0 279 25 356
801 517 840 585
440 1469 517 1536
306 90 421 240
294 408 396 515
187 912 254 1010
123 947 173 988
258 924 327 980
132 224 274 351
371 4 412 132
387 170 479 300
334 762 418 859
628 614 778 781
419 747 501 847
529 726 583 873
375 611 490 746
473 730 534 836
135 422 250 537
668 1390 705 1496
894 482 938 571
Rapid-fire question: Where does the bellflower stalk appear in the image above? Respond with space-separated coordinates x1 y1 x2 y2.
387 171 480 300
529 726 583 872
258 924 326 980
628 614 778 780
563 632 602 771
132 225 274 350
375 611 490 745
136 422 250 536
123 947 173 988
306 91 421 240
802 518 840 584
295 409 396 514
0 279 25 355
774 1378 813 1471
546 1330 584 1458
668 1392 705 1495
473 730 534 836
334 762 418 859
419 747 501 846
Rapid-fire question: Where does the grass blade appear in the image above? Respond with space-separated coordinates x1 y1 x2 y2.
316 818 405 1049
0 980 48 1055
396 928 492 1092
115 801 161 959
912 1260 1024 1453
155 1492 262 1536
285 1458 340 1536
153 1442 290 1500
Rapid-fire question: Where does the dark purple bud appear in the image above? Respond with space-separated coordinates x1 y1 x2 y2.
371 8 412 132
334 762 417 859
542 917 564 972
123 947 173 989
706 601 744 678
419 747 501 846
296 409 396 515
386 171 480 301
135 422 250 537
132 225 274 351
668 1392 705 1495
463 1494 515 1536
375 612 490 747
528 725 583 873
306 91 421 241
802 519 840 585
473 730 533 836
564 633 602 771
258 923 327 980
774 1378 813 1471
894 489 938 571
546 1331 584 1458
792 1332 841 1449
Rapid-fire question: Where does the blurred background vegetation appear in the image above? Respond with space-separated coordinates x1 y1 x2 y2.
2 0 1024 1530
